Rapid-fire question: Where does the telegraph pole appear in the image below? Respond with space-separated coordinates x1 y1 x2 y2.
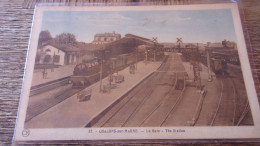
145 50 148 64
177 37 183 51
206 48 212 82
152 37 158 62
99 50 104 92
135 48 138 71
192 47 202 90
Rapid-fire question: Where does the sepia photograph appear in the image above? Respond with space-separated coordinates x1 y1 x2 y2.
14 3 260 143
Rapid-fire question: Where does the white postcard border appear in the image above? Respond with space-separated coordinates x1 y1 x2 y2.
14 3 260 143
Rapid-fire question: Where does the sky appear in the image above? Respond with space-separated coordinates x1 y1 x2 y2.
41 8 237 44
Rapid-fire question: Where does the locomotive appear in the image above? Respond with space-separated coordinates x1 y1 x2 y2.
209 51 239 75
70 62 107 88
210 58 228 75
182 47 239 76
70 53 139 89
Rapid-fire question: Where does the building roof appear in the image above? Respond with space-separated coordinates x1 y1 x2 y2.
86 33 158 52
105 36 154 50
94 32 121 37
207 42 223 48
125 33 155 45
41 40 81 53
40 33 162 53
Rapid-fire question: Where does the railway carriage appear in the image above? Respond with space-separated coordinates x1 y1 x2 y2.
70 53 143 89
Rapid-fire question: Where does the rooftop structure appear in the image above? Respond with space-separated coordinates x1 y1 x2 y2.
92 32 121 45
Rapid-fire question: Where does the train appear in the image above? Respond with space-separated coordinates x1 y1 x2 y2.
70 49 165 89
208 51 239 75
210 58 228 75
70 62 106 88
179 46 240 75
70 53 141 89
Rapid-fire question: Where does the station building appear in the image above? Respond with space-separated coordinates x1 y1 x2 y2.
92 32 121 45
36 44 81 66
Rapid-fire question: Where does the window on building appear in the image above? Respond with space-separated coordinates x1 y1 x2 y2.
44 55 51 63
45 49 51 52
53 55 60 63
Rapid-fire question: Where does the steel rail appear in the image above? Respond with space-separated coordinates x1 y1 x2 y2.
100 56 170 127
99 72 162 127
30 76 71 90
120 72 167 127
231 79 238 126
26 88 82 122
190 90 207 126
236 100 250 126
138 73 178 127
210 79 224 126
120 57 172 127
159 73 186 127
29 76 72 97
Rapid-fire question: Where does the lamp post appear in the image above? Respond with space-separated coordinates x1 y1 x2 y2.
145 50 148 64
206 48 212 82
99 47 111 93
135 47 138 71
99 51 103 92
98 47 106 93
152 37 158 62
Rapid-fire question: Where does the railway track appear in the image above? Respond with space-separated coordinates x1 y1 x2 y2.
232 79 237 126
26 76 83 122
101 72 166 127
89 55 174 127
192 62 254 127
89 53 189 127
26 88 82 122
236 100 250 126
210 79 224 126
137 72 186 127
88 52 253 127
121 72 176 127
209 77 253 126
227 64 252 126
210 78 240 126
137 73 178 127
30 76 71 96
159 73 186 127
98 57 172 127
131 55 186 127
230 77 252 126
120 72 174 127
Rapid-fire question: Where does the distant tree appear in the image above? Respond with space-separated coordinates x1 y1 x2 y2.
222 40 228 47
38 30 52 47
55 32 77 45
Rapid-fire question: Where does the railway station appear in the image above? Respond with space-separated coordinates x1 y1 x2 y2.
25 34 253 128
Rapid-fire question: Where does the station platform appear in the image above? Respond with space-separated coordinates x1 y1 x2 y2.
182 61 215 81
27 53 239 128
26 60 162 128
31 65 75 86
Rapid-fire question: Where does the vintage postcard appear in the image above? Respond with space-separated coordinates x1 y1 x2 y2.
14 3 260 144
